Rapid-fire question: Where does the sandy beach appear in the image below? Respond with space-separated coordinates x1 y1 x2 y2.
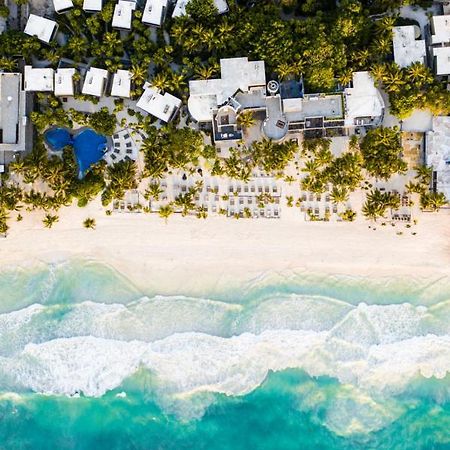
1 200 450 295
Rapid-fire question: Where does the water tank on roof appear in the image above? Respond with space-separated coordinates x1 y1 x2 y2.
267 80 279 96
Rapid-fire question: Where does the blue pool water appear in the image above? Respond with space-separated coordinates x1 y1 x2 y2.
44 127 107 177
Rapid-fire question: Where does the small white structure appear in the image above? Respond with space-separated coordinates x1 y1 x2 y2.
53 0 73 13
188 57 266 122
111 69 131 98
136 83 182 122
142 0 168 27
344 71 384 126
82 67 108 97
54 68 76 97
112 0 136 30
83 0 102 12
24 14 58 43
172 0 228 17
433 46 450 76
24 66 54 92
431 15 450 45
392 26 426 68
426 116 450 200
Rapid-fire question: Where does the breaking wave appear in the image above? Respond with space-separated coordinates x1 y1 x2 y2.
0 291 449 436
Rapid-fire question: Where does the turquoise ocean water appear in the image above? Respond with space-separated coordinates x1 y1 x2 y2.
0 260 449 449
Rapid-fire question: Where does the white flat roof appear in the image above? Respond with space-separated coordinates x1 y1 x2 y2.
82 67 108 97
136 84 182 122
188 57 266 122
172 0 228 17
433 46 450 75
111 70 131 98
142 0 168 26
24 66 54 92
0 73 20 144
426 116 450 200
83 0 102 11
431 15 450 45
344 71 384 124
392 26 426 68
112 0 136 29
54 68 75 96
24 14 58 43
53 0 73 13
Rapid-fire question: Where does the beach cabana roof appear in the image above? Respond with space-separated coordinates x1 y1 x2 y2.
136 83 182 122
24 66 54 92
83 0 102 11
111 70 131 98
24 14 58 43
142 0 168 26
82 67 108 97
53 0 74 13
54 68 76 97
112 0 136 30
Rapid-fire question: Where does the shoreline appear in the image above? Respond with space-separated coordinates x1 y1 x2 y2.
1 201 450 297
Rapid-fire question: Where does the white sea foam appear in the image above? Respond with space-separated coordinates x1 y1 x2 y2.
0 295 449 434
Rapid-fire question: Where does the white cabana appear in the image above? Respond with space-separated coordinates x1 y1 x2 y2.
136 83 181 122
112 0 136 30
82 67 108 97
83 0 102 12
24 66 54 92
53 0 74 13
54 68 76 96
24 14 58 43
111 70 131 98
142 0 168 26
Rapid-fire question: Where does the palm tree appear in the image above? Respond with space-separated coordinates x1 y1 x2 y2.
407 62 433 85
9 158 25 174
195 64 217 80
83 218 96 229
405 181 421 194
171 21 188 42
330 186 349 205
292 59 305 77
371 37 391 57
339 69 353 87
131 64 148 87
151 72 171 91
421 192 447 211
145 182 163 201
218 19 234 39
158 204 173 222
174 192 195 216
302 160 321 174
0 210 9 235
414 164 432 185
43 214 59 229
375 16 396 35
354 49 370 67
383 65 406 93
103 32 122 56
275 62 293 81
237 110 255 131
192 24 206 39
362 201 382 222
169 72 187 93
339 208 357 222
370 63 387 84
0 57 17 72
196 205 208 219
